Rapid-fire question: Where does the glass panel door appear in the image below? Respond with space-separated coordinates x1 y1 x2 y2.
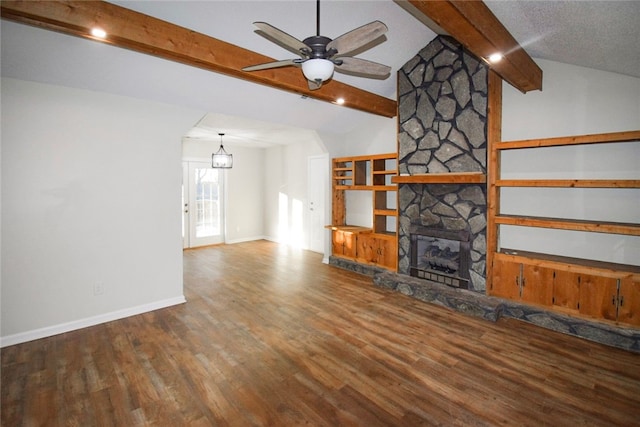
183 161 224 248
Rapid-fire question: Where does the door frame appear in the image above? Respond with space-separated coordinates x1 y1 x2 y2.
182 159 226 248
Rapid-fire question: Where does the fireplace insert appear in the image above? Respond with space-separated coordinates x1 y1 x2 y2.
409 225 470 289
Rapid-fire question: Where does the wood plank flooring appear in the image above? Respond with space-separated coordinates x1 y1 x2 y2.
2 240 640 426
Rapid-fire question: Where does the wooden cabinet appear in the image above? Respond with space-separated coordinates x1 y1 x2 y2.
330 228 359 259
618 276 640 326
552 270 581 313
491 256 521 300
486 128 640 331
356 233 396 270
491 255 553 306
328 153 397 271
490 251 640 327
577 273 619 322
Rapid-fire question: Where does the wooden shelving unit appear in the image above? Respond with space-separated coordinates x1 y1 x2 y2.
496 179 640 188
487 129 640 327
392 172 486 184
329 153 397 270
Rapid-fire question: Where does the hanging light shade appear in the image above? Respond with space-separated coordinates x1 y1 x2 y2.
212 133 233 169
302 58 334 83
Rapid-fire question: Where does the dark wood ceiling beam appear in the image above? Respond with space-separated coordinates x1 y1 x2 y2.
0 1 397 118
404 0 542 92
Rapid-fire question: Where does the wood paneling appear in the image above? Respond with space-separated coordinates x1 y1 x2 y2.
2 241 640 425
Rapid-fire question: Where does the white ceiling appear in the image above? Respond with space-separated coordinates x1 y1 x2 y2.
2 1 638 147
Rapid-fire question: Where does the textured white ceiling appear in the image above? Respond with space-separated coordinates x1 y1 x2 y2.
485 0 640 79
2 1 637 147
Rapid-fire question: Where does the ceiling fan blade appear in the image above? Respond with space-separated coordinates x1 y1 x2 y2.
307 79 322 91
253 22 308 56
334 57 391 79
327 21 388 58
242 59 299 72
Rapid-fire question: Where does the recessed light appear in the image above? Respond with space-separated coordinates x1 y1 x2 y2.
91 28 107 39
335 98 345 105
487 53 503 64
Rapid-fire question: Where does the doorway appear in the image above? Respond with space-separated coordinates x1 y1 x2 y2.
183 161 225 248
307 154 328 254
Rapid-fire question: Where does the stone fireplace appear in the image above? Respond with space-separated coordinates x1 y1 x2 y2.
397 36 488 292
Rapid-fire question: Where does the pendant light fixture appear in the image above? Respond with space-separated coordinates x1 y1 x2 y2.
211 133 233 169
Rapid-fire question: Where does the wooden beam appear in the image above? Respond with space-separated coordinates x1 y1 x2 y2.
0 1 397 118
403 0 542 93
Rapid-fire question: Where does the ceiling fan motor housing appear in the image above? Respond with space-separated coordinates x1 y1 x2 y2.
302 35 336 59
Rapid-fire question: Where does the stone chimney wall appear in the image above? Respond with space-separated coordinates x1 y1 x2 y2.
397 36 489 292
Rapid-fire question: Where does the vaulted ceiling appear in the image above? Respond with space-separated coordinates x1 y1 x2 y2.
2 1 638 146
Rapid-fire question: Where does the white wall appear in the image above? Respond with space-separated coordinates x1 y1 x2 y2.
182 140 265 243
1 78 203 345
500 59 640 265
331 115 397 157
263 138 326 247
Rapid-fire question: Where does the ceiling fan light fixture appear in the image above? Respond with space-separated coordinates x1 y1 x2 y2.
302 59 334 82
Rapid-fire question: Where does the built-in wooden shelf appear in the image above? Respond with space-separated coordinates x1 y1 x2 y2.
499 248 640 273
496 179 640 188
335 185 396 191
374 209 397 217
496 130 640 150
392 172 487 184
494 215 640 236
324 225 372 234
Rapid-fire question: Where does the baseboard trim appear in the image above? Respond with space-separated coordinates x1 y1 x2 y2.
0 296 187 348
225 235 269 245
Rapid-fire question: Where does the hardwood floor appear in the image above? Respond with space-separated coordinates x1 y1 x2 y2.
2 240 640 426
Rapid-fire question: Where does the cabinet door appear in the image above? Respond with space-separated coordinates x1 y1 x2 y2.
521 264 554 306
618 276 640 326
332 231 356 258
376 237 397 270
490 257 521 300
577 274 618 320
552 270 581 313
578 274 618 321
355 234 376 264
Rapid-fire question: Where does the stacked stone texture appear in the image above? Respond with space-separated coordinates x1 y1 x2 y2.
397 36 488 292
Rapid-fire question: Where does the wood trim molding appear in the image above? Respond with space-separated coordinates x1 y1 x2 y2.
403 0 542 93
486 69 503 292
0 0 397 118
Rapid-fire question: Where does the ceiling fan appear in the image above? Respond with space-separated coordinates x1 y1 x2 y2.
242 0 391 90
